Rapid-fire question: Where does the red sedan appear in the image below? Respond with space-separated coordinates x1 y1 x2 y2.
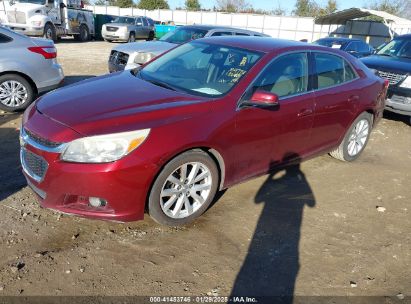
20 37 387 226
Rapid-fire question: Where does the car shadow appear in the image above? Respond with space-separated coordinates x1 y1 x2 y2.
62 75 96 86
230 155 316 302
0 114 26 202
383 111 410 126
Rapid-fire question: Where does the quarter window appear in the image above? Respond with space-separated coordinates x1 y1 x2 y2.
0 33 12 43
251 52 309 98
314 53 357 89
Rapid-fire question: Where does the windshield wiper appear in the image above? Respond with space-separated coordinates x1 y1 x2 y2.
146 79 178 92
378 53 394 57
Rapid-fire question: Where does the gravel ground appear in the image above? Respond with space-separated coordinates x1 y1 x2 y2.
0 39 410 300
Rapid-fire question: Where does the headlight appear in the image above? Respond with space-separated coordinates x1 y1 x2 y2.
31 20 42 26
134 52 155 64
399 76 411 89
61 129 150 163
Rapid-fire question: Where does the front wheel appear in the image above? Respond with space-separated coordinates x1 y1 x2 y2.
128 32 136 43
0 74 35 112
329 112 373 162
148 150 219 226
43 23 57 41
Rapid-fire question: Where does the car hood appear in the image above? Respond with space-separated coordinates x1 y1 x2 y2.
36 71 209 136
361 55 411 74
114 40 176 56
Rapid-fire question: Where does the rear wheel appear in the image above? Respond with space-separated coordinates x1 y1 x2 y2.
147 31 155 41
148 150 219 226
329 112 373 162
75 24 90 42
0 74 35 112
128 32 136 43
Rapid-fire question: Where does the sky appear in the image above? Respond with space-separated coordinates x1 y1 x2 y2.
168 0 364 14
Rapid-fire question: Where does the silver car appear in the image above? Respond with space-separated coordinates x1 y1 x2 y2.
102 16 155 43
108 25 269 73
0 26 64 112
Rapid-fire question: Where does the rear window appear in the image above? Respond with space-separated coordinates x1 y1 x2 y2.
314 53 357 89
0 33 12 43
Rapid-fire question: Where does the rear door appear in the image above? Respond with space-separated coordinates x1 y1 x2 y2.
309 52 360 153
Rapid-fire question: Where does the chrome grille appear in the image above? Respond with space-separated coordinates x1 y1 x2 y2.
106 26 118 32
7 11 26 24
109 51 129 67
377 70 406 85
21 148 48 183
24 128 62 148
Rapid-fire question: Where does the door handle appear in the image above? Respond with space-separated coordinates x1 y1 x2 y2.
297 108 313 117
348 95 360 102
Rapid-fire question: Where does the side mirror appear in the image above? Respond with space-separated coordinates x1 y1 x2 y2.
136 22 142 26
59 2 66 8
242 90 279 110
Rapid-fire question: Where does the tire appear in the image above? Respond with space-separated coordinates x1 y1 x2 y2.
148 150 219 226
147 31 155 41
43 23 57 42
329 112 373 162
0 74 35 112
75 24 90 42
128 32 136 43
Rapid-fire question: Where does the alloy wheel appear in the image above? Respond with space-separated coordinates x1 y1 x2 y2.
160 162 212 219
0 80 28 107
347 119 369 156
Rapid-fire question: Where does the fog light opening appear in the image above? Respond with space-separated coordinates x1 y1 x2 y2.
89 197 107 208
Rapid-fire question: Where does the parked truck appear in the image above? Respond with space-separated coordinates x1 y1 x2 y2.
0 0 94 41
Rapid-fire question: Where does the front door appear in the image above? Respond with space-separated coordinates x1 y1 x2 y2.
233 52 315 182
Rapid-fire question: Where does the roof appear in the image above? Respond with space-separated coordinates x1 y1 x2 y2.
198 36 318 53
181 24 266 35
316 37 361 42
315 7 411 25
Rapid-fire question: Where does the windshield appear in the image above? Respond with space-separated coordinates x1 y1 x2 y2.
139 41 262 98
112 17 135 24
15 0 46 4
159 27 208 44
377 38 411 59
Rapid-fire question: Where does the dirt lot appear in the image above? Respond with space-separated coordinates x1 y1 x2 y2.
0 40 410 301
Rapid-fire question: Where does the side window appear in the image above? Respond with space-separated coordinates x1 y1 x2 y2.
211 31 232 37
147 18 154 26
0 33 12 43
136 17 143 26
142 18 149 26
345 42 359 52
252 53 309 98
314 53 357 89
358 42 370 53
235 32 250 36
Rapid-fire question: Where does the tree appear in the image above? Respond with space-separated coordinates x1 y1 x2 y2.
137 0 169 10
367 0 403 15
116 0 133 7
185 0 201 11
292 0 320 17
215 0 249 13
272 4 286 16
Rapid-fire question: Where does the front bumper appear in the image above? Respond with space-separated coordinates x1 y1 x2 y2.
6 23 44 36
385 87 411 117
102 29 129 41
20 109 158 222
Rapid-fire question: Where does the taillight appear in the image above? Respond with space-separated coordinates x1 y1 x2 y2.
28 46 57 59
384 79 389 88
